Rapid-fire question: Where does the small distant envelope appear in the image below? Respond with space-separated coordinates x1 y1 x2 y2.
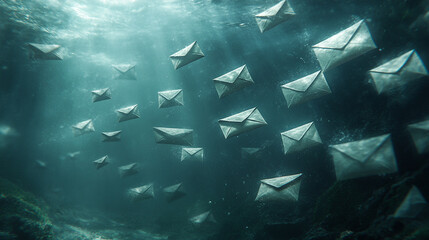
329 134 398 181
369 50 428 94
408 120 429 154
28 43 63 60
190 211 216 225
255 173 302 202
281 71 331 108
312 20 377 71
163 183 186 202
72 120 95 136
213 65 254 98
93 155 109 170
218 107 267 139
92 88 111 103
255 0 296 33
169 41 205 70
153 127 193 146
101 130 122 142
158 89 184 108
181 148 204 162
128 184 154 201
118 163 138 178
281 122 323 155
117 104 140 123
241 148 263 160
67 151 81 159
394 186 427 218
112 64 137 80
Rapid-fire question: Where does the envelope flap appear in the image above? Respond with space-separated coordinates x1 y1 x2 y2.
371 50 415 74
184 147 203 155
113 64 135 73
102 130 121 137
121 163 137 171
261 173 302 189
154 127 193 136
219 108 256 123
94 155 108 163
408 120 429 131
313 20 363 50
134 184 152 194
159 89 182 100
92 88 109 96
170 41 198 58
405 186 427 205
164 183 182 193
29 43 61 53
213 65 246 84
74 120 92 129
282 71 321 92
256 0 290 18
118 104 137 114
191 211 210 223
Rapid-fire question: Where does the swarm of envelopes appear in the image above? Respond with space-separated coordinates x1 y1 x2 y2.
255 173 302 202
189 211 216 225
28 43 63 60
153 127 194 146
241 147 263 160
118 163 139 178
112 64 137 80
163 183 186 202
72 119 95 136
218 107 267 139
394 186 427 218
181 147 204 162
169 41 204 70
128 184 155 201
255 0 296 33
408 120 429 154
117 104 140 123
158 89 184 108
281 122 323 155
213 65 254 98
93 155 109 169
101 130 122 142
91 88 111 103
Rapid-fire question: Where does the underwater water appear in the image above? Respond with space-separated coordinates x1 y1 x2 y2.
1 0 429 239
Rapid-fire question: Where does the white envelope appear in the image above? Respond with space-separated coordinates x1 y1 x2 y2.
72 120 95 136
28 43 63 60
181 148 204 162
281 71 331 108
394 186 427 218
118 163 138 178
163 183 186 202
158 89 184 108
329 134 398 181
241 147 263 160
218 107 267 139
369 50 428 94
128 184 154 201
255 0 296 33
312 20 377 71
189 211 216 225
170 41 205 70
117 104 140 123
93 155 109 170
101 130 122 142
213 65 254 98
153 127 193 146
112 64 137 80
92 88 111 103
255 173 302 202
281 122 322 155
408 120 429 154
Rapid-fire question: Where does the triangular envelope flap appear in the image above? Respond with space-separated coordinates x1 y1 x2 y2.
92 88 109 96
94 155 108 163
313 20 364 50
409 120 429 131
213 65 246 84
29 43 60 53
189 41 204 56
184 148 202 155
118 104 137 114
154 127 192 137
219 108 256 123
256 0 286 18
406 186 427 205
113 64 135 73
170 41 196 58
283 71 321 92
371 50 415 74
74 120 91 129
159 89 182 100
103 131 121 137
164 183 182 193
282 122 314 141
331 134 391 163
261 173 302 189
192 211 210 223
121 163 137 170
135 184 152 194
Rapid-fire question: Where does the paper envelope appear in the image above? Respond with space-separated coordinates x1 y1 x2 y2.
118 163 138 178
312 20 377 71
158 89 184 108
369 50 428 94
408 120 429 154
101 130 122 142
112 64 137 80
92 88 111 103
170 41 205 69
128 184 154 201
281 71 331 108
28 43 63 60
281 122 323 155
255 0 296 33
72 120 95 136
153 127 193 146
241 147 263 160
213 65 254 98
255 173 302 202
190 211 216 225
394 186 427 218
117 104 140 123
218 107 267 139
329 134 398 181
181 148 204 162
163 183 186 202
93 155 109 170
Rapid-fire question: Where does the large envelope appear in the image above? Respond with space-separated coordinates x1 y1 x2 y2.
118 163 138 178
329 134 398 181
281 122 323 155
28 43 63 60
281 71 331 108
93 155 109 170
189 211 216 225
255 173 302 202
394 186 427 218
312 20 377 71
117 104 140 122
369 50 428 94
181 148 204 162
163 183 186 202
241 147 263 160
101 130 122 142
128 184 155 201
158 89 184 108
170 41 205 70
72 119 95 136
408 120 429 154
92 88 111 103
218 107 267 139
213 65 254 98
153 127 193 146
255 0 296 33
112 64 137 80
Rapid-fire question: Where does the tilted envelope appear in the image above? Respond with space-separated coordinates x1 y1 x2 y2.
181 148 204 162
190 211 216 225
93 155 109 169
112 64 137 80
117 104 140 122
153 127 193 146
329 134 398 181
213 65 254 98
241 147 263 160
255 173 302 202
170 41 204 70
92 88 111 103
128 184 154 201
163 183 186 202
281 71 331 108
218 107 267 139
408 120 429 154
72 119 95 136
101 130 122 142
369 50 428 94
158 89 184 108
118 163 138 178
394 186 427 218
281 122 323 155
312 20 377 71
255 0 295 33
28 43 63 60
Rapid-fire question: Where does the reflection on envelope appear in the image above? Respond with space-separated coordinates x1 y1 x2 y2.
213 65 254 98
281 71 331 108
312 20 377 71
281 122 322 155
128 184 154 201
170 41 204 70
218 107 267 139
112 64 137 80
117 104 140 122
181 148 204 162
158 89 184 108
93 155 109 170
72 120 95 136
255 173 302 202
118 163 138 178
163 183 186 202
255 0 296 33
329 134 398 181
28 43 63 60
394 186 427 218
101 130 122 142
153 127 193 146
190 211 216 225
369 50 428 94
408 120 429 154
241 148 263 160
92 88 111 103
